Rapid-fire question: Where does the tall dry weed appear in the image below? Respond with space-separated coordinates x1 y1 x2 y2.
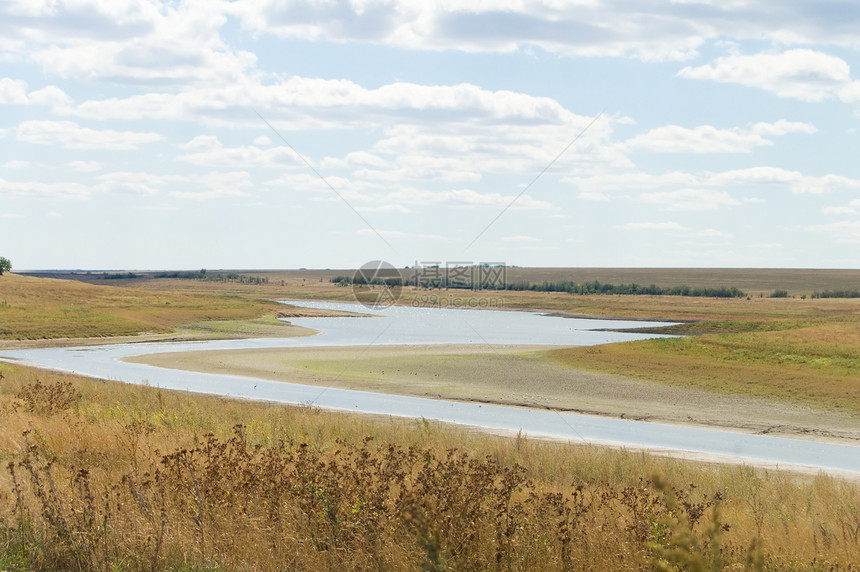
1 372 859 570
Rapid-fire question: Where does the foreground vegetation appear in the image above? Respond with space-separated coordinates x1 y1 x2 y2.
1 364 859 570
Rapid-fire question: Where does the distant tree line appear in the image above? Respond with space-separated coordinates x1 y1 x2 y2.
333 275 745 298
811 289 860 298
155 270 269 284
331 275 402 287
491 280 745 298
101 272 139 280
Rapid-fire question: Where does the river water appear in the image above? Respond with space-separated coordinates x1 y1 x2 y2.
1 300 858 475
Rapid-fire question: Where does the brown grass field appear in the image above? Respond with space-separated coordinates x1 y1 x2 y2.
1 268 859 569
1 364 859 570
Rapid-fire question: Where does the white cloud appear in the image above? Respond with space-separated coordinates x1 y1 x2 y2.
16 120 163 150
357 228 445 240
710 167 860 194
627 124 770 153
28 85 72 106
0 177 90 200
624 120 813 154
229 0 706 61
640 188 741 210
822 206 857 215
253 135 272 146
750 119 817 136
693 228 734 239
3 1 255 87
678 49 860 102
229 1 860 62
387 187 553 210
615 221 690 231
67 160 103 172
69 78 585 130
323 151 388 170
94 172 163 195
567 171 700 193
265 173 381 203
356 204 413 213
168 171 254 200
568 166 860 211
577 191 610 201
0 78 71 106
178 135 300 168
804 221 860 243
500 235 541 242
822 199 860 216
0 78 28 103
751 243 784 249
1 160 36 169
61 77 625 191
1 213 25 219
93 170 255 199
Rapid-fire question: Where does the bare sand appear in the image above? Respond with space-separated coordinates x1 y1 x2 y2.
126 344 860 445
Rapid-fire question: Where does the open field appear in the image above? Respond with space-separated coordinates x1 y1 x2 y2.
128 344 860 443
2 269 859 568
1 363 859 570
0 273 352 346
28 267 860 298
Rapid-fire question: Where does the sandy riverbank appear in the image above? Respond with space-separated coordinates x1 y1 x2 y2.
126 343 860 445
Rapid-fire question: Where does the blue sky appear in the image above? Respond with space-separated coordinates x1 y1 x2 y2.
1 1 859 270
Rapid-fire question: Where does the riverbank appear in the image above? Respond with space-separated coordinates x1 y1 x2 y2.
126 343 860 445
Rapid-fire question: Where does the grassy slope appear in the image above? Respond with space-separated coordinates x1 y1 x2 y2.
548 322 860 416
1 363 858 570
0 273 278 340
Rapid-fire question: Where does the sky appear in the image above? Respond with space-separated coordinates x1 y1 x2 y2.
1 0 860 271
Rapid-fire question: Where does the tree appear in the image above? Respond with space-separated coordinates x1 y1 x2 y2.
0 257 10 275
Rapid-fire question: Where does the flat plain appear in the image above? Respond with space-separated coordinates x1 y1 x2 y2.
1 268 859 569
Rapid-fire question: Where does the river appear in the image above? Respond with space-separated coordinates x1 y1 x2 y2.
1 300 858 475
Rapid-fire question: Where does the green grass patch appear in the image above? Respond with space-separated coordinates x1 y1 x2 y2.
549 324 860 415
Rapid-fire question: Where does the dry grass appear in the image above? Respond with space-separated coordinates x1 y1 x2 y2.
1 363 859 570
